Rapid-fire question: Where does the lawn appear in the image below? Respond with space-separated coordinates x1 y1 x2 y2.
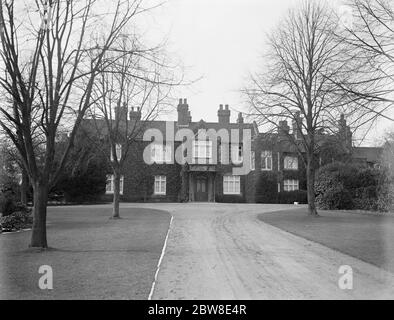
258 208 394 273
0 205 171 300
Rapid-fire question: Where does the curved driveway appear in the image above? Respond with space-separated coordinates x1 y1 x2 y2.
124 203 394 299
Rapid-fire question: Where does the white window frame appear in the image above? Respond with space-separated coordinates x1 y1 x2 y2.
284 179 299 192
284 156 298 170
151 144 172 164
232 144 243 165
250 151 255 171
110 144 122 162
106 174 124 195
193 140 212 163
154 175 167 195
218 143 230 164
223 175 241 195
261 151 272 171
164 145 172 163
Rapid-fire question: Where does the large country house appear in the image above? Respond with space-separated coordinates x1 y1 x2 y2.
80 99 382 203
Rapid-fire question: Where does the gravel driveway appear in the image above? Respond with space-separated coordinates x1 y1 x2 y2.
124 203 394 300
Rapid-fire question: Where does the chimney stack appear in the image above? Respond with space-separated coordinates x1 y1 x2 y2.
237 112 244 124
115 104 128 122
218 104 231 124
129 106 141 122
278 120 290 139
177 98 191 126
292 112 303 139
338 114 353 151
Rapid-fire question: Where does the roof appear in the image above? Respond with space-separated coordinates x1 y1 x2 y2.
352 147 382 163
80 118 258 141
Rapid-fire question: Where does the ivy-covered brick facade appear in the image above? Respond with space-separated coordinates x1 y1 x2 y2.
80 99 381 203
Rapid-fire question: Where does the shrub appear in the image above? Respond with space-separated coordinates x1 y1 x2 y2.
278 190 308 204
215 195 246 203
255 172 278 203
55 160 107 203
376 181 394 212
316 182 353 210
315 162 384 211
0 192 17 217
0 207 33 232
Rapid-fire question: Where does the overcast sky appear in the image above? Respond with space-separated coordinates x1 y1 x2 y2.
138 0 393 146
149 0 298 120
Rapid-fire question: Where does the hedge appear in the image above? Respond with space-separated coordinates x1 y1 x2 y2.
278 190 308 204
215 195 246 203
315 162 387 211
255 172 278 203
254 171 308 204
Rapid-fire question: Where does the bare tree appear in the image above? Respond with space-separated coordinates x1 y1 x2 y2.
243 1 370 216
0 0 155 248
333 0 394 121
85 35 177 219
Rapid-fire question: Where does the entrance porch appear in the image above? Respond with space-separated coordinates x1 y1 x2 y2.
186 165 217 202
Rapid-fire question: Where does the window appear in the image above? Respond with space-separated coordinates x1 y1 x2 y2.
223 175 241 195
193 140 212 162
250 151 255 171
218 143 229 164
106 175 124 194
284 180 299 192
151 144 172 164
232 144 243 165
261 151 272 171
154 176 166 195
284 156 298 170
164 145 172 163
278 183 281 193
110 144 122 162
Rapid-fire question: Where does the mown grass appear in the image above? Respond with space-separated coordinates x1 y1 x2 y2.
259 208 394 273
0 205 171 300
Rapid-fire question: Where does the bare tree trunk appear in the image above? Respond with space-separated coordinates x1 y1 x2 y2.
112 171 121 219
20 168 28 206
306 158 318 216
30 182 48 248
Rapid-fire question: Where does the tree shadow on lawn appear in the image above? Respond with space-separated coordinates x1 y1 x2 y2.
258 208 394 274
0 207 171 300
